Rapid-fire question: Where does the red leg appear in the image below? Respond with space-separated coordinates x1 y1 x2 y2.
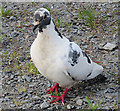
50 88 69 105
93 60 101 64
46 83 59 94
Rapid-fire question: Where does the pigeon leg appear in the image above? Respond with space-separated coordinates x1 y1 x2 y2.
46 83 59 94
50 88 69 105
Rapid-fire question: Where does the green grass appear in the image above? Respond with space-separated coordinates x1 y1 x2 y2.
2 48 40 76
44 5 51 11
78 8 106 31
50 91 60 96
11 96 23 107
55 18 64 28
17 87 27 93
1 7 12 17
85 96 102 110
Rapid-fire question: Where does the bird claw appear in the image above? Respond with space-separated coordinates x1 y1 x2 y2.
50 88 68 105
46 83 68 105
50 95 65 105
46 83 59 94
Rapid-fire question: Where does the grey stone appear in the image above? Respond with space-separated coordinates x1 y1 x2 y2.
10 75 14 79
40 101 50 109
10 31 19 37
10 83 15 87
107 13 112 17
99 43 117 51
23 75 31 82
67 104 72 109
9 16 16 21
10 104 16 108
29 83 36 87
4 96 10 101
33 104 40 109
19 56 25 62
32 95 41 100
7 81 11 85
41 94 51 98
23 92 27 96
104 87 115 93
76 99 83 105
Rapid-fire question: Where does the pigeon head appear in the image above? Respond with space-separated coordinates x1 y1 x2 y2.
33 8 51 32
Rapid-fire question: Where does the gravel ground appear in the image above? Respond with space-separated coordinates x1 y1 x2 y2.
1 2 119 110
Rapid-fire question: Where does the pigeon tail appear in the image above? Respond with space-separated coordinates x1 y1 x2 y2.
87 62 103 80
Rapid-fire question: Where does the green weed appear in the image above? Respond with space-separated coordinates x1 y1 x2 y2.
85 96 102 110
44 5 51 11
17 87 27 93
1 7 12 17
50 91 60 96
26 62 40 74
0 35 2 42
55 18 64 28
11 96 23 107
64 21 73 27
78 8 106 31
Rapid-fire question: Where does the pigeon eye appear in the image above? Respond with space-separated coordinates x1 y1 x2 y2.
44 14 47 19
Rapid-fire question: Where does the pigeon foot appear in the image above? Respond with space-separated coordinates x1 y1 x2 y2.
50 88 69 105
46 83 59 94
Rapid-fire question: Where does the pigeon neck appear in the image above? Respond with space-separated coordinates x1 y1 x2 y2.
38 20 63 40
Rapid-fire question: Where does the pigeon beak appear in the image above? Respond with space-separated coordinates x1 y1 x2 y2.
33 15 44 32
33 21 40 26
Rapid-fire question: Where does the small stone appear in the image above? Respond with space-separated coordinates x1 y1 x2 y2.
19 56 25 62
10 83 15 87
4 96 10 101
104 87 115 93
107 13 112 17
32 95 41 99
28 93 32 98
40 101 50 109
10 75 14 79
9 16 16 21
23 75 31 82
99 43 117 51
29 83 36 87
41 94 51 98
76 99 83 105
33 104 40 109
2 72 6 77
7 81 11 85
67 104 71 109
22 93 27 97
10 31 19 38
10 104 16 108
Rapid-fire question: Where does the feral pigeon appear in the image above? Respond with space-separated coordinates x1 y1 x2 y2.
30 8 105 105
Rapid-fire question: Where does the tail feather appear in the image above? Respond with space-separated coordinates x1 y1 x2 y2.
87 62 103 80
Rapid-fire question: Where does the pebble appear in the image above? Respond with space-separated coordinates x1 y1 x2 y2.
9 16 16 21
67 104 72 109
33 104 40 109
19 56 25 62
32 95 41 100
40 101 50 109
104 87 115 93
10 104 16 108
10 75 14 79
41 94 51 98
10 83 15 87
10 31 19 38
99 43 117 51
76 99 83 106
22 75 31 82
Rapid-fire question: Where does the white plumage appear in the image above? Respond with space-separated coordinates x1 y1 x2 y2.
31 8 103 88
30 8 103 104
